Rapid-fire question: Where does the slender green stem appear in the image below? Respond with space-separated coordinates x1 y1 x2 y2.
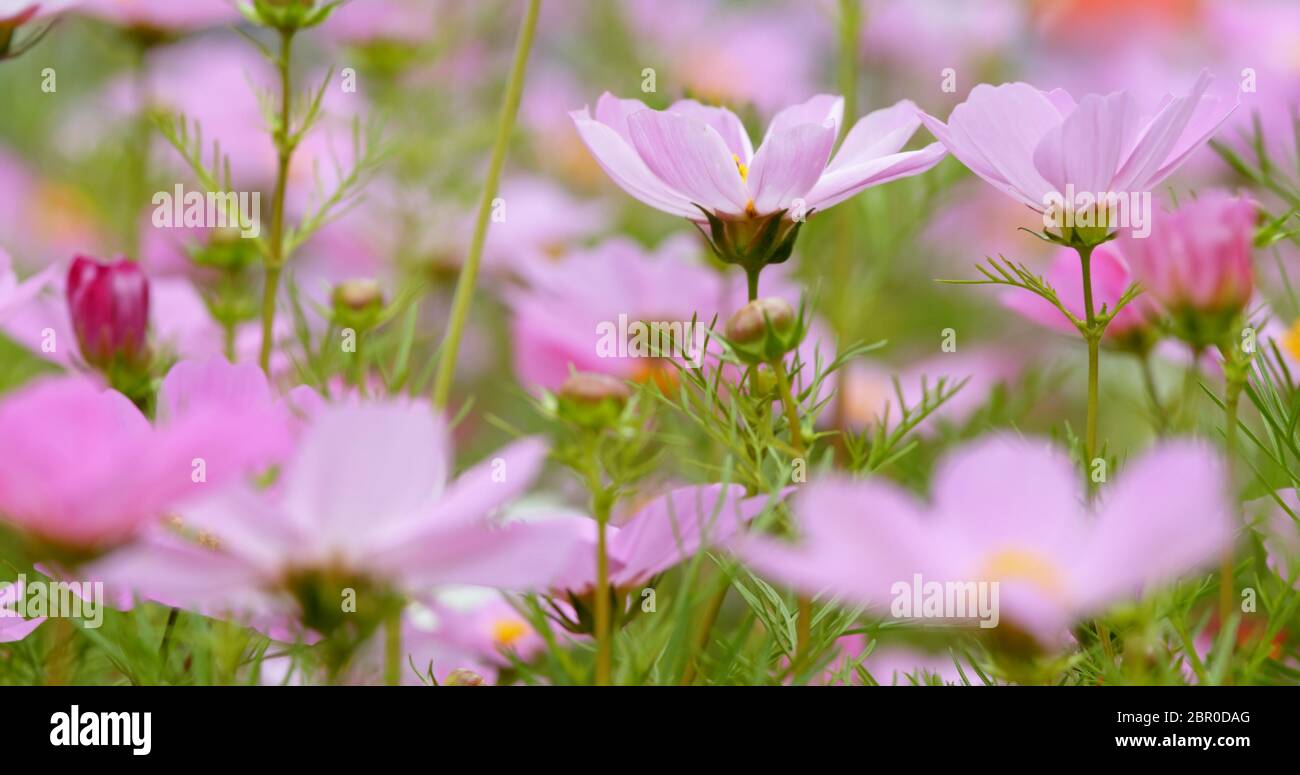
746 266 760 302
1138 351 1168 433
836 0 860 140
259 28 296 374
771 357 811 657
159 607 180 662
1179 347 1205 429
1220 373 1243 630
384 606 402 686
431 0 540 409
1078 244 1100 473
594 491 613 686
771 359 805 455
681 574 729 685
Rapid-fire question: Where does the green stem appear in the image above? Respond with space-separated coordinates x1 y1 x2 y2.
771 359 805 455
258 27 296 374
384 606 402 686
1220 372 1243 631
771 357 811 657
1179 347 1205 429
1138 351 1168 433
594 491 613 686
836 0 860 141
680 575 728 685
431 0 540 409
1078 244 1100 474
746 266 760 302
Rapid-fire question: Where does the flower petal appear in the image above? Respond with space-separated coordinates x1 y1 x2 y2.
626 109 750 216
746 121 837 213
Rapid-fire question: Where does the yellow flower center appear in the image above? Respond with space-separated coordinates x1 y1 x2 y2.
491 618 529 647
1281 318 1300 364
979 547 1067 601
732 153 748 182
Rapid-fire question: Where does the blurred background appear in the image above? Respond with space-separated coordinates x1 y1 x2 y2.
0 0 1296 479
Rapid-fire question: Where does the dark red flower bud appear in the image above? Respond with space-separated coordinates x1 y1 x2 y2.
66 255 150 369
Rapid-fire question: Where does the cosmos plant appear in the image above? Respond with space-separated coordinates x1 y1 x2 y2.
0 0 1297 695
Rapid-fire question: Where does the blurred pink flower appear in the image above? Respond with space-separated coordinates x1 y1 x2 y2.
75 0 238 31
623 0 822 115
89 400 578 623
1002 243 1154 348
0 576 45 642
743 435 1233 642
572 93 944 221
862 0 1023 83
321 0 436 45
548 484 771 594
918 71 1237 212
1119 191 1257 319
0 376 284 556
815 634 973 686
835 348 1022 432
0 146 107 270
508 235 725 390
66 254 149 369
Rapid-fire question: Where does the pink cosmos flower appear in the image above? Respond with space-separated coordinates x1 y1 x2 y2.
89 400 579 627
548 484 772 595
623 0 824 116
321 0 437 46
0 376 285 556
917 71 1237 213
571 93 945 221
742 435 1233 642
1118 191 1257 317
75 0 238 31
1002 243 1155 348
834 348 1023 433
0 248 57 322
815 634 973 686
0 576 45 642
508 235 726 390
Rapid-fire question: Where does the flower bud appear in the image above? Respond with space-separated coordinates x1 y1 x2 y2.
66 255 150 369
556 372 631 429
444 668 485 686
725 298 794 343
1121 192 1256 349
249 0 327 31
331 278 385 332
723 297 804 365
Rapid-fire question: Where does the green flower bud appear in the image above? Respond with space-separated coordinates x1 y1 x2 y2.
723 297 805 365
556 372 631 430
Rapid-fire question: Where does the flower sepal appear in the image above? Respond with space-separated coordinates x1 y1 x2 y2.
694 206 806 277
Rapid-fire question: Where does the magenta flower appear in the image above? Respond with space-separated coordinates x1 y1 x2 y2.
1118 192 1257 339
66 255 149 369
0 376 284 557
742 435 1233 642
917 71 1236 214
1002 243 1156 349
89 400 579 628
571 93 944 221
